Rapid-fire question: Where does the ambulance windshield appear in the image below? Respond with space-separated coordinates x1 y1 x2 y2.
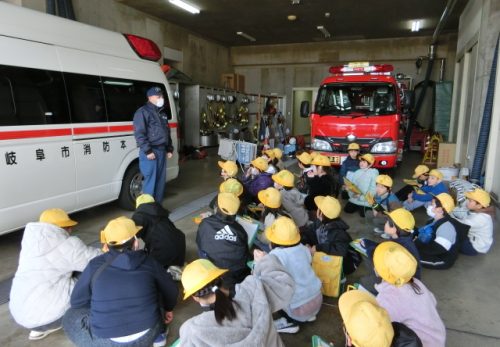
315 83 396 116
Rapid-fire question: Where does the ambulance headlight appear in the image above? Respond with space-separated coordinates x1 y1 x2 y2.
371 141 397 153
312 138 331 151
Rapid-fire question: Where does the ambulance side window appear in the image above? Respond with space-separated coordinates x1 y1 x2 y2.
102 78 171 121
0 65 70 125
64 73 106 123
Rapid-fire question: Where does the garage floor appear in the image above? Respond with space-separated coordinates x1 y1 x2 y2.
0 150 499 347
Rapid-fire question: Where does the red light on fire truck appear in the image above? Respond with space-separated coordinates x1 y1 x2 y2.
329 63 394 75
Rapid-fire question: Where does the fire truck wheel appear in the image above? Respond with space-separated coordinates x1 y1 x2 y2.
118 162 143 210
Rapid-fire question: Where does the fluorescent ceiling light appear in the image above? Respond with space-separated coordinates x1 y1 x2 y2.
317 25 331 38
411 20 421 32
169 0 200 14
236 31 256 42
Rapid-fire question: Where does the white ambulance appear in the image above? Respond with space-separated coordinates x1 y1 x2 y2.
0 3 179 235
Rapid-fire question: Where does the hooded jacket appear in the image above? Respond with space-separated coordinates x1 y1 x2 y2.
179 254 294 347
133 102 173 154
132 202 186 267
9 222 101 328
243 172 273 198
280 188 309 227
70 249 178 338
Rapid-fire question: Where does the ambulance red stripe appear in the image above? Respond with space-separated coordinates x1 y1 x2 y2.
0 123 178 140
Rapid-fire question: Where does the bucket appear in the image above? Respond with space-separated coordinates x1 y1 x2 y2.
438 167 459 181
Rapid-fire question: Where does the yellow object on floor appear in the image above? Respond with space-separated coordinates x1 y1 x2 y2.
312 251 343 298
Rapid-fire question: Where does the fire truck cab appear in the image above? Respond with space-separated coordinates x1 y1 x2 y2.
301 63 405 169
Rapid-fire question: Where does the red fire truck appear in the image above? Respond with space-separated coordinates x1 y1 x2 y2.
301 63 406 169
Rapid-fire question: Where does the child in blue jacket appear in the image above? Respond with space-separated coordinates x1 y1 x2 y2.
339 143 360 199
403 169 448 211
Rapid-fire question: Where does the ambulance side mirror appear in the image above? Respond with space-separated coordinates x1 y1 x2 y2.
300 101 310 118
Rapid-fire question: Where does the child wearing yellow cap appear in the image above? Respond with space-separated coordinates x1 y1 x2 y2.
296 152 313 194
242 157 274 201
302 196 360 275
262 149 278 174
10 209 101 341
457 188 494 255
370 175 402 236
415 193 469 269
344 153 379 217
272 170 309 230
374 242 446 347
132 194 186 270
196 193 251 292
304 154 336 211
395 164 430 201
266 217 323 332
339 142 360 199
339 289 423 347
403 169 448 211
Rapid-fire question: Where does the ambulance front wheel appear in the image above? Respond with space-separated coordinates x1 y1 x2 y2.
118 162 143 210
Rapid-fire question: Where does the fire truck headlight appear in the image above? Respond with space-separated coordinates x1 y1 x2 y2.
312 138 331 151
371 141 397 153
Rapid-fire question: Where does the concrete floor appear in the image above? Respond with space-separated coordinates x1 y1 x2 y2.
0 150 499 346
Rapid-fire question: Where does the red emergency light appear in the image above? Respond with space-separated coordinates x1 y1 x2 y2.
124 34 162 61
329 64 394 75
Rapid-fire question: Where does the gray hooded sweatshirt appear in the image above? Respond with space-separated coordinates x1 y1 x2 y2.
179 254 294 346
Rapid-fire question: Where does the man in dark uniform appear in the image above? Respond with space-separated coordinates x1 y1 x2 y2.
133 87 174 203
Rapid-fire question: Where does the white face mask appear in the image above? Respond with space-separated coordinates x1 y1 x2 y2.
250 167 259 176
155 97 165 108
426 205 436 218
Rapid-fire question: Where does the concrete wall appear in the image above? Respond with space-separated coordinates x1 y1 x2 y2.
231 34 458 130
453 0 500 200
11 0 231 87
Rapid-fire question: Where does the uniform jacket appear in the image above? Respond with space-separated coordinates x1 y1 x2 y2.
179 254 294 347
70 249 178 338
132 202 186 267
346 168 379 207
133 102 173 154
9 222 101 328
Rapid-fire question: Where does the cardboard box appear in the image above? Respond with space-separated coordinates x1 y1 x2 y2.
437 142 456 168
221 73 245 91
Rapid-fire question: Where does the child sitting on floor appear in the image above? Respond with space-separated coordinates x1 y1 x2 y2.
370 174 402 237
266 217 323 333
344 153 379 217
458 188 494 255
242 157 273 202
374 241 446 347
296 152 313 194
415 193 468 270
272 170 309 231
304 154 335 211
395 164 429 201
339 143 360 199
403 169 448 211
301 195 359 275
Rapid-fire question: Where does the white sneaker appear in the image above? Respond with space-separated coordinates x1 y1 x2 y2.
380 233 391 240
373 227 384 234
273 317 300 334
28 327 62 340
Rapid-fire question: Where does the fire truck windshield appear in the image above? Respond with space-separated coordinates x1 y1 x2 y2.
315 83 396 116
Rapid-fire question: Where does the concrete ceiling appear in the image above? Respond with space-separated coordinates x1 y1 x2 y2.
117 0 468 46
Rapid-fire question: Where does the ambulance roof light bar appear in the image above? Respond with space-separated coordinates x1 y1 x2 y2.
329 64 394 75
